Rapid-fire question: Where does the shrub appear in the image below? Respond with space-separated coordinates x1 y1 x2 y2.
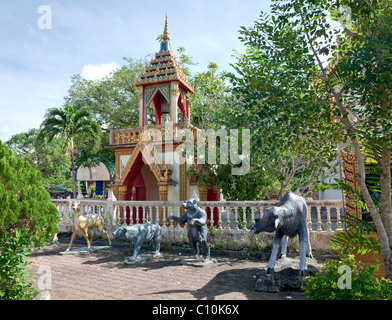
330 215 380 255
0 140 59 299
303 254 392 300
0 230 37 300
0 140 59 247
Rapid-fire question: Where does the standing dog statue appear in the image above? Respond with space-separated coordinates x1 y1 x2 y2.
112 221 161 262
66 203 111 252
250 191 312 275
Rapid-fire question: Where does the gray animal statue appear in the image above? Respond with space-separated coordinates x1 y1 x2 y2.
167 195 211 262
112 221 161 261
250 191 313 275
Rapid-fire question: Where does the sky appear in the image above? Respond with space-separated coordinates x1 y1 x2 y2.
0 0 271 142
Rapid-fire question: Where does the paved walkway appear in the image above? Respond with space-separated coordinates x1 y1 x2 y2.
27 239 309 300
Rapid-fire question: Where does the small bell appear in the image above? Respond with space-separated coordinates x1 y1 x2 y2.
161 101 170 114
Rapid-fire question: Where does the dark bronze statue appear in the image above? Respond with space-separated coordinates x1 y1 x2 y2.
112 221 161 262
250 191 313 275
167 193 211 262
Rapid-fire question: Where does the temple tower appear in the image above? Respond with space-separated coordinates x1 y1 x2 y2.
135 15 194 127
109 16 201 212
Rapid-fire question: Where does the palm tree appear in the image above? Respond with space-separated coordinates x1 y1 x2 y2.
39 103 100 198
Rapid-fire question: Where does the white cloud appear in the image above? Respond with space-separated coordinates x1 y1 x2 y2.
81 62 120 81
0 71 69 143
0 122 11 135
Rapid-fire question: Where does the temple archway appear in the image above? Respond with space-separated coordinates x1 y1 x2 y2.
120 152 160 224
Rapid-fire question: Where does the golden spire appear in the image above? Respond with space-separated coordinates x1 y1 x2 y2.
163 14 170 40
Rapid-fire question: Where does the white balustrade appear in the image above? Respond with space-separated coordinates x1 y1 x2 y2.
316 206 322 231
52 199 344 234
218 207 223 229
53 198 346 251
326 206 332 231
209 206 214 228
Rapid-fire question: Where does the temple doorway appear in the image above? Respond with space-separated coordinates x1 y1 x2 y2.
121 154 159 224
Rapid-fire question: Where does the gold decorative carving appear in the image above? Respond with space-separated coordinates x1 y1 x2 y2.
111 124 200 147
158 183 169 224
179 162 188 214
119 160 126 179
180 162 187 201
135 50 194 94
158 183 169 201
341 151 361 219
147 87 156 104
160 85 170 101
199 185 208 202
117 186 128 201
113 128 144 145
118 141 172 186
171 81 180 96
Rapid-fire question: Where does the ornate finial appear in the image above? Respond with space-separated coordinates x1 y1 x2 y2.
160 15 171 53
163 14 170 41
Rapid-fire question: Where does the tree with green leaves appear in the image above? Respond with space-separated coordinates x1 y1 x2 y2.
187 63 271 200
65 57 146 130
38 103 101 199
229 0 392 277
227 7 344 198
189 62 230 129
6 129 72 192
188 62 291 200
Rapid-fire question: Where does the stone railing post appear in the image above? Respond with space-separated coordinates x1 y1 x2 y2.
107 188 117 228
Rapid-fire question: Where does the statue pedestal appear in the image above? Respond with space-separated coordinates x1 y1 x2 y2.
124 252 161 265
255 256 319 292
60 246 111 255
180 256 217 267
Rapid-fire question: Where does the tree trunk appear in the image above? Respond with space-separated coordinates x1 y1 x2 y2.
379 145 392 278
70 139 77 199
331 95 392 277
380 146 392 242
304 7 392 278
350 136 392 278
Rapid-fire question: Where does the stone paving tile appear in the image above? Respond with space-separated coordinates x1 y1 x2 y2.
27 242 308 300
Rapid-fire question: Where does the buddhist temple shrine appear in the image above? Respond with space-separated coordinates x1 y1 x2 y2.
108 16 219 221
